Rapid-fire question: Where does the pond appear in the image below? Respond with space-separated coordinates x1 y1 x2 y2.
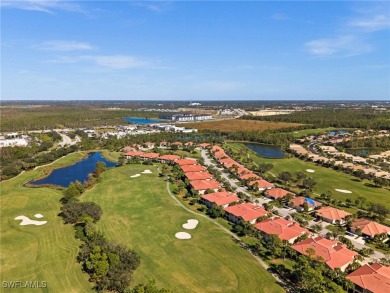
346 148 374 157
123 117 163 124
29 152 116 188
244 143 285 159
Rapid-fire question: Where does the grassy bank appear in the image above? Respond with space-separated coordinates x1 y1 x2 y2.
82 164 284 293
0 155 93 293
227 142 390 210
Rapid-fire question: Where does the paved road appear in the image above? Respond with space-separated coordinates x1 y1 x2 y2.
200 149 294 218
200 148 386 263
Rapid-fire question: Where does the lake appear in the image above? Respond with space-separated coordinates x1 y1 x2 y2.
244 143 285 159
29 152 116 188
124 117 163 124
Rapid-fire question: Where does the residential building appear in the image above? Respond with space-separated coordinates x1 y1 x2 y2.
189 179 221 195
201 191 240 208
350 218 390 239
224 203 269 224
185 171 213 181
158 154 180 164
180 164 206 173
292 236 357 271
347 263 390 293
124 151 145 159
140 152 159 160
239 173 261 181
254 217 309 244
247 179 274 191
315 206 351 225
289 196 322 211
175 158 197 166
265 188 294 200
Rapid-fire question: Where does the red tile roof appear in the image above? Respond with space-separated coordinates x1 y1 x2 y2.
255 218 309 241
219 157 237 165
184 141 194 146
171 141 183 145
248 179 274 189
175 158 198 166
198 143 210 148
265 188 294 199
315 206 351 222
159 154 180 161
140 152 159 159
237 166 251 175
201 191 240 206
190 179 221 191
347 263 390 293
351 218 390 237
239 173 261 181
224 203 269 222
211 145 224 152
123 146 136 152
292 236 357 270
289 196 322 209
124 151 145 157
180 164 206 173
185 171 213 181
214 151 227 159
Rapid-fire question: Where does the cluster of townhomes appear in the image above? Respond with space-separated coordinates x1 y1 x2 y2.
121 141 390 292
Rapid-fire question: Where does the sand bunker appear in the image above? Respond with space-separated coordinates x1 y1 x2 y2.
335 189 352 194
175 232 192 239
130 174 141 178
15 215 47 226
182 219 199 229
142 170 153 174
306 169 315 173
34 214 44 218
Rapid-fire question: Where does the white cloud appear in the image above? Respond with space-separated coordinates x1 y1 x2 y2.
132 1 171 13
48 54 151 69
348 14 390 32
37 40 95 51
0 0 83 14
305 35 372 57
271 13 288 21
85 55 149 69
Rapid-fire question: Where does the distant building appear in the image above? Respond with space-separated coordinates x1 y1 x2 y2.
159 113 212 122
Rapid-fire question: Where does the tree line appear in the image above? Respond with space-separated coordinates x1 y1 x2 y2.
242 109 390 130
59 162 171 292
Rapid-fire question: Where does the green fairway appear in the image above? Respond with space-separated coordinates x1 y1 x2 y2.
228 143 390 210
0 153 93 293
82 164 284 293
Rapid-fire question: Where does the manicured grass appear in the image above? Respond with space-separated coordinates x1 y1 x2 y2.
227 143 390 210
182 119 303 132
82 164 284 293
0 155 93 293
326 225 346 235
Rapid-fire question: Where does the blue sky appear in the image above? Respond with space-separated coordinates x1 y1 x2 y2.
1 1 389 100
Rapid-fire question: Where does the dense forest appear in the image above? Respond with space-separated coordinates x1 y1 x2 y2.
0 105 161 131
243 109 390 130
